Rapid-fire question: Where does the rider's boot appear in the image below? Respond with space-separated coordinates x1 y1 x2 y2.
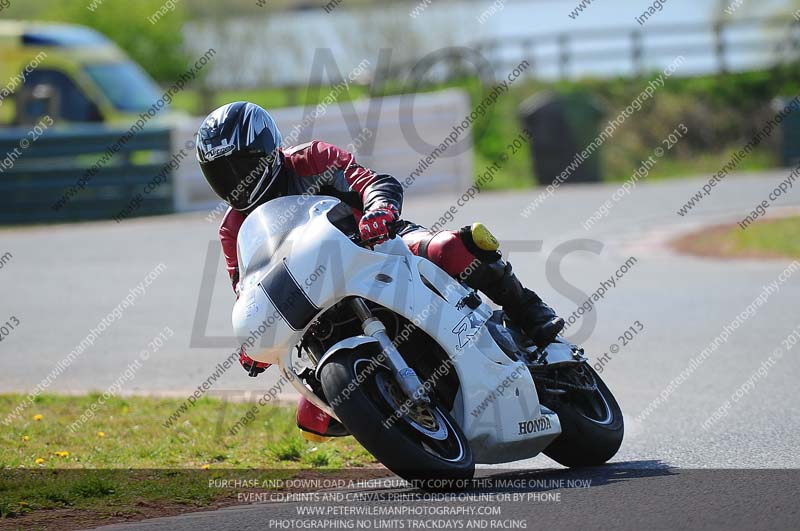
466 258 565 346
296 396 348 442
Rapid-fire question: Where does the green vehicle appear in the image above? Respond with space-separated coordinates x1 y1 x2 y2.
0 20 168 126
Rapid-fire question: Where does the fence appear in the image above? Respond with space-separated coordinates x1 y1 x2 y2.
362 16 800 87
0 126 173 224
472 16 800 81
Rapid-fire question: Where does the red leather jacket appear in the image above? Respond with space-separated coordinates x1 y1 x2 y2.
219 141 404 290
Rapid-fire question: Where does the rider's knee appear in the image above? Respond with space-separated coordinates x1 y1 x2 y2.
426 231 475 277
458 223 502 265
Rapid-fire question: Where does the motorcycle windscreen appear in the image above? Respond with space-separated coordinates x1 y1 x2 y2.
236 195 341 282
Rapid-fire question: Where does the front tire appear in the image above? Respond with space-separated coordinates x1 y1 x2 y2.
319 347 474 485
539 363 624 467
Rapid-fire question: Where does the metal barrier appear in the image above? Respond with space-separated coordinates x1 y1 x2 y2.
0 126 173 224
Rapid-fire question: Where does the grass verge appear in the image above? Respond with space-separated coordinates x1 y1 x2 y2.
672 216 800 259
0 394 376 523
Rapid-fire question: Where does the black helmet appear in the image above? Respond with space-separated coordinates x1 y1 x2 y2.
196 101 285 212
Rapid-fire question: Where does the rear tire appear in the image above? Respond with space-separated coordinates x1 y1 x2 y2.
319 347 474 485
540 364 623 467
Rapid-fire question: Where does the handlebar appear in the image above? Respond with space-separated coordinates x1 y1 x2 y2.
349 221 401 248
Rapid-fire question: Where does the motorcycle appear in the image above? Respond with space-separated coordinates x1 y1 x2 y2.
232 196 623 483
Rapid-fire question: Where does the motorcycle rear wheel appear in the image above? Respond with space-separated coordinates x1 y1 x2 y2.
539 363 624 467
319 346 474 486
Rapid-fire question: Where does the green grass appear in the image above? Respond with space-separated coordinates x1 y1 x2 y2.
474 150 533 191
267 437 305 462
675 216 800 259
612 146 776 183
0 394 373 469
0 394 375 520
731 217 800 258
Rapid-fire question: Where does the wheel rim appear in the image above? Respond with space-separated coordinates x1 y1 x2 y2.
577 388 614 425
538 364 615 426
375 371 448 440
353 358 466 463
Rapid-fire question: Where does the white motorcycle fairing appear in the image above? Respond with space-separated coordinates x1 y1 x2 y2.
232 196 560 464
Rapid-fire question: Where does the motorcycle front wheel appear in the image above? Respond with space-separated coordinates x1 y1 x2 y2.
538 363 624 467
319 346 474 486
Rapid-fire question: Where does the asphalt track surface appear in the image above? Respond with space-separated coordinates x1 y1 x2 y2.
2 171 800 529
86 469 799 531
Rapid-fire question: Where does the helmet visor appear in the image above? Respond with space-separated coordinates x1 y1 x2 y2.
200 152 281 211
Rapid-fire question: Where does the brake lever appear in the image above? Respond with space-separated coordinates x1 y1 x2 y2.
351 221 401 248
354 234 392 248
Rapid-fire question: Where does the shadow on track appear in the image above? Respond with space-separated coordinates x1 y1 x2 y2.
469 459 675 493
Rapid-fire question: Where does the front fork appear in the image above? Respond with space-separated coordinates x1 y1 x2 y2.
350 297 430 405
